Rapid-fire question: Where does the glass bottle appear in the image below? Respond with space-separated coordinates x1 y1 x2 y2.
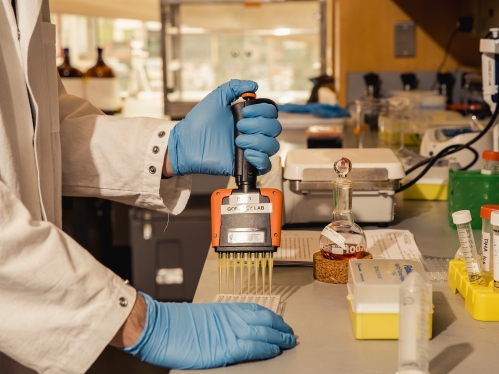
57 48 83 78
86 47 115 78
57 48 84 98
85 48 121 114
319 157 367 260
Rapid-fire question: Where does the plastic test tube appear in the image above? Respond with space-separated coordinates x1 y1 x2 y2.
452 210 484 285
397 272 430 374
491 211 499 292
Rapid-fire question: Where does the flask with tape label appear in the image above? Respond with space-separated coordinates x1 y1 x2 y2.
319 157 366 260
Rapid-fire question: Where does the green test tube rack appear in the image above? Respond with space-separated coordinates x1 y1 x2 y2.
447 169 499 230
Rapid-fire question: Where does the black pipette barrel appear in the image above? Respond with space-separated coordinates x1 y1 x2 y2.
231 94 278 193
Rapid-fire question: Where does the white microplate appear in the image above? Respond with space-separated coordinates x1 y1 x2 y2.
213 294 282 314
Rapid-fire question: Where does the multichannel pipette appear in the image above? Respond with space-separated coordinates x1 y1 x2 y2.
211 92 282 295
452 210 484 285
397 272 430 374
491 211 499 292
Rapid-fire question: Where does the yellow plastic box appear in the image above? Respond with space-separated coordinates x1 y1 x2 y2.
347 259 433 339
347 297 433 340
402 162 449 201
448 260 499 321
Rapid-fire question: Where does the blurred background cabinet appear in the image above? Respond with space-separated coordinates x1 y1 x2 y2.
160 0 329 119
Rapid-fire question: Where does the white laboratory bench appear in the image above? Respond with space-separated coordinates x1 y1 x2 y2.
174 196 499 374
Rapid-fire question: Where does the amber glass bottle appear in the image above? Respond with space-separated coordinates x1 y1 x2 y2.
85 48 121 114
58 48 84 98
86 48 115 78
57 48 84 78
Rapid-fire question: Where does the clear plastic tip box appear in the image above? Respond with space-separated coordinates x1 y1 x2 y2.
347 259 433 339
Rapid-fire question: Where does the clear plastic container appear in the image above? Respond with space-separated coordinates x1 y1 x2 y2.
354 97 388 148
347 259 431 313
480 205 499 276
481 150 499 175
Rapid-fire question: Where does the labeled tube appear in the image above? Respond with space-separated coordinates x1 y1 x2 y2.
491 211 499 292
452 210 484 285
397 272 430 374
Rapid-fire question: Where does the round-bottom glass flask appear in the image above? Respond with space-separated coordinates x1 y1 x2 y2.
319 157 367 261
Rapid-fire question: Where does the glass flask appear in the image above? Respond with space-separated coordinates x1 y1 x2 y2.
319 157 367 261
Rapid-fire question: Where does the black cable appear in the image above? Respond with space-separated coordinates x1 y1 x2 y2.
407 104 498 175
430 27 459 90
395 104 499 193
396 145 478 193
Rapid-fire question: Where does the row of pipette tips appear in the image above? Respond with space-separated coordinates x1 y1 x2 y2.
218 252 274 295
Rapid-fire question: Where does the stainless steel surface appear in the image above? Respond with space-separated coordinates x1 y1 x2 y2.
182 196 499 373
289 165 398 194
289 179 398 194
303 167 389 182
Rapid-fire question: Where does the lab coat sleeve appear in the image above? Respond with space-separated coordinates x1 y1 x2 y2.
58 79 191 214
0 180 137 374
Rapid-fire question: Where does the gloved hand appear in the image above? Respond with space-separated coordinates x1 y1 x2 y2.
122 293 296 369
167 79 281 176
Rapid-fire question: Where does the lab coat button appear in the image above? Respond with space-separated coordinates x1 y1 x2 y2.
119 297 128 307
149 166 156 174
152 146 160 154
158 131 166 138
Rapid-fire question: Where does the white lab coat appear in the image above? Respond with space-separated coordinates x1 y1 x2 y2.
0 1 191 373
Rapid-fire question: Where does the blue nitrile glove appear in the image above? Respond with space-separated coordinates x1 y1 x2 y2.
122 293 296 370
278 103 350 118
167 79 281 176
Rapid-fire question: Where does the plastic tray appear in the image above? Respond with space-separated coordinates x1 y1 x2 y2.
447 260 499 321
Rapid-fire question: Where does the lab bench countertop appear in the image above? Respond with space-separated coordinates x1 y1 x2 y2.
178 199 499 374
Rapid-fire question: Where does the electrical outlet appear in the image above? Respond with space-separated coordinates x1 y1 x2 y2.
394 21 416 58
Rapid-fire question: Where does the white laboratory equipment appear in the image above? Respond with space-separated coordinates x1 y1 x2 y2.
420 126 493 170
397 272 430 374
480 28 499 151
281 148 405 224
451 210 484 285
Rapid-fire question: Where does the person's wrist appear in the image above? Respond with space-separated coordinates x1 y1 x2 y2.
110 292 147 348
163 147 174 177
